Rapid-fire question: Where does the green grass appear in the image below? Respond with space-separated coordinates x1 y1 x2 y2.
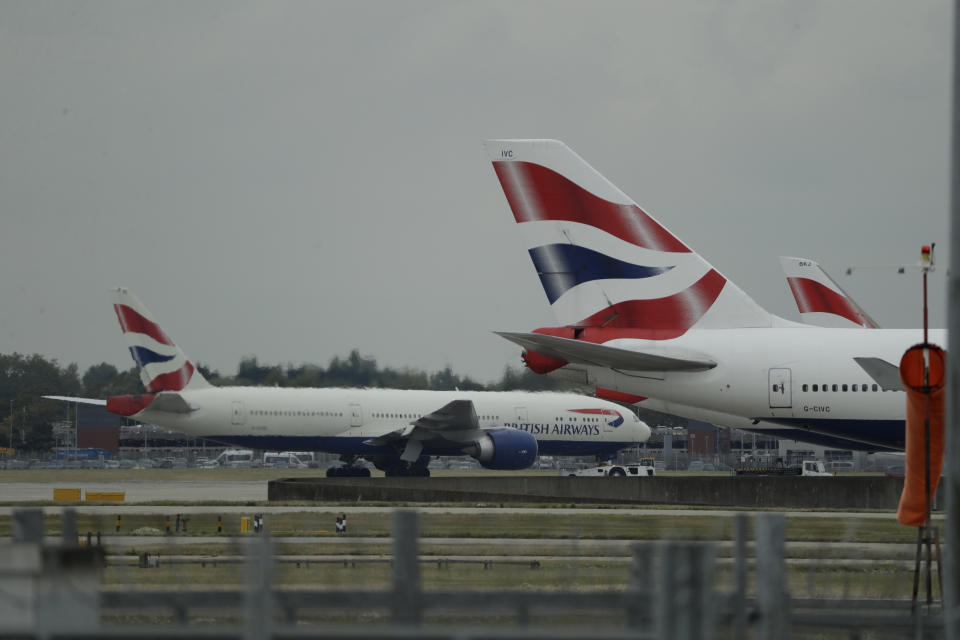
100 558 933 601
1 510 918 544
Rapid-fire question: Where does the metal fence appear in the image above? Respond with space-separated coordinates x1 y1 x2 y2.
0 508 949 639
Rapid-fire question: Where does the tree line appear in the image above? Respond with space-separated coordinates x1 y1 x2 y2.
0 349 684 454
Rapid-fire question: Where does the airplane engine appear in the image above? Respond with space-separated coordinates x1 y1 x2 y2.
469 429 538 470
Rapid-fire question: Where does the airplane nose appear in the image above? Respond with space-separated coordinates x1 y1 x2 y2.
636 421 652 442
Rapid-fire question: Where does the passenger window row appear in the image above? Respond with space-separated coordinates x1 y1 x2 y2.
251 410 343 417
798 383 881 393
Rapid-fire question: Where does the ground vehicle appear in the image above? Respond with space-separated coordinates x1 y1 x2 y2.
566 464 656 477
263 452 309 468
825 461 855 473
215 449 254 468
735 459 833 477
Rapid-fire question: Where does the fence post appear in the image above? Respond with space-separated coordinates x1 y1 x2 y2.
733 513 748 640
628 542 656 629
755 513 789 640
655 541 716 640
13 508 44 543
62 508 78 546
244 533 274 640
392 510 421 625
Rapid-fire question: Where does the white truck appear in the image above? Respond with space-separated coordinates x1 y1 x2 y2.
215 449 255 468
566 463 656 477
735 459 833 477
262 451 309 469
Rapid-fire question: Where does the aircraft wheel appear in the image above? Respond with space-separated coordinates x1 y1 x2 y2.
609 467 626 477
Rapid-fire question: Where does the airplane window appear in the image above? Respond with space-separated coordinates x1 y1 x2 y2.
842 384 848 392
812 384 818 392
872 384 878 392
851 385 857 392
771 385 777 392
862 384 868 392
802 384 808 392
832 385 838 392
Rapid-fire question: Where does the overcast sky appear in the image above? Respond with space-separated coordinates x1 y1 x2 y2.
0 1 951 384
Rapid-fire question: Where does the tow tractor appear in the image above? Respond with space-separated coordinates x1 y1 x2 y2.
566 463 656 477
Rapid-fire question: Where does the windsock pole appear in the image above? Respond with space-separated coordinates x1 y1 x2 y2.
947 2 960 631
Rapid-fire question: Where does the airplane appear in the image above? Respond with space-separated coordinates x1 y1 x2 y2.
484 138 940 452
779 256 878 328
46 288 650 476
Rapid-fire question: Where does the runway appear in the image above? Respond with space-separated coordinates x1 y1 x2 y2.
2 480 267 502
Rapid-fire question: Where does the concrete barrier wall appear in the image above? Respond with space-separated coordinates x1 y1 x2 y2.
268 476 906 510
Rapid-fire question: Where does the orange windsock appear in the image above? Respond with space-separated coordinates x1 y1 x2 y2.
896 344 946 527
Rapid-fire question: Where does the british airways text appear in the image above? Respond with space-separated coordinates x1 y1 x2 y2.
507 422 601 436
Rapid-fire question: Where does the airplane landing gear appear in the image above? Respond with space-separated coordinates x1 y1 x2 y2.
326 454 371 477
377 455 432 477
325 465 371 478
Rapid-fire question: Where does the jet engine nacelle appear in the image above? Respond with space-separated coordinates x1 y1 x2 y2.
470 429 538 470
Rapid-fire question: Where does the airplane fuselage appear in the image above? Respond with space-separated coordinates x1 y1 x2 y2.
562 326 942 451
131 388 648 458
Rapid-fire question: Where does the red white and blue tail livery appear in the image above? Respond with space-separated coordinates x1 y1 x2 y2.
779 257 878 329
111 287 211 392
487 139 772 335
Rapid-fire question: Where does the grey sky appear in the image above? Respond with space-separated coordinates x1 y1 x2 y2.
0 1 951 383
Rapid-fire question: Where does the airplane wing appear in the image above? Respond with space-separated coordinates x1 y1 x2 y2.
43 396 107 406
853 357 905 392
494 331 716 372
364 399 480 462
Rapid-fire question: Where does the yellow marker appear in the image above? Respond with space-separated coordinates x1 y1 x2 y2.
85 491 125 502
53 488 81 501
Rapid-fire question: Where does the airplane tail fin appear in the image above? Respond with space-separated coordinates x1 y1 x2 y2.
779 257 878 328
484 139 773 337
110 287 211 392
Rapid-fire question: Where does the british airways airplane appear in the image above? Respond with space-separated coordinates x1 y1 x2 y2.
47 288 649 476
485 139 939 452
